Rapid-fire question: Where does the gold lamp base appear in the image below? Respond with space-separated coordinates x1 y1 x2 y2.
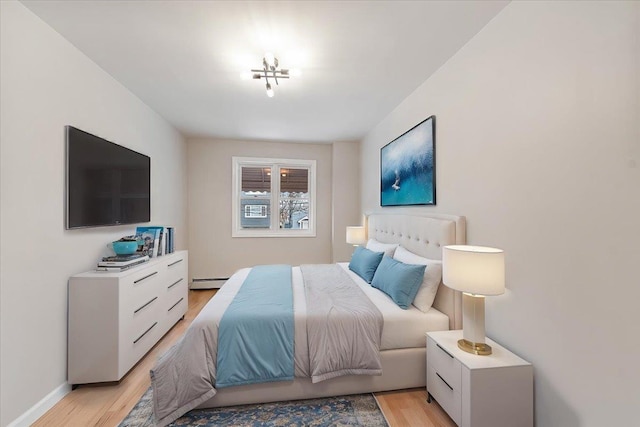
458 339 492 356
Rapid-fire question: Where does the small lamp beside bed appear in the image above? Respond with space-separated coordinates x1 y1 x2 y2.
442 245 505 356
346 226 367 246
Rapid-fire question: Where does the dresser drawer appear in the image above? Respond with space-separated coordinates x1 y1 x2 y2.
126 292 161 340
427 335 461 390
164 256 187 311
121 264 163 311
164 293 187 327
119 294 161 375
165 276 186 297
428 365 461 425
166 256 187 284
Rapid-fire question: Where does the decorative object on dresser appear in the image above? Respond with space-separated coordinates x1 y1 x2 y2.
68 251 188 385
426 330 533 427
346 225 367 246
380 115 436 207
110 237 139 255
134 226 164 257
442 245 505 355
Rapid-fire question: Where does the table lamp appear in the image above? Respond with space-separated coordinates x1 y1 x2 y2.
346 226 366 246
442 245 505 355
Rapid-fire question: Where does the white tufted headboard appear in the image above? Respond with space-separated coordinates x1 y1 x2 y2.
366 212 465 330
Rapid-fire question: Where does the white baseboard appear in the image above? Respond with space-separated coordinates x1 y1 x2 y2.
190 278 226 289
190 281 222 289
7 382 71 427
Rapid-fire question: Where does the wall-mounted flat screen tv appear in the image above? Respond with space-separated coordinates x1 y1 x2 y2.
66 126 150 229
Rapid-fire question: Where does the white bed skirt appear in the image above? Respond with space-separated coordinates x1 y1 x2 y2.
196 347 426 409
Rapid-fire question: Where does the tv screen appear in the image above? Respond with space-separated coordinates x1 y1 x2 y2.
66 126 150 229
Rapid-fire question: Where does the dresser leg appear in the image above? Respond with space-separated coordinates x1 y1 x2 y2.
427 392 432 403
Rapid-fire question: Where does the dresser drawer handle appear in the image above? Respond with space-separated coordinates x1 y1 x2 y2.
168 297 184 312
436 343 454 359
134 296 158 314
168 259 184 267
134 271 158 284
133 322 157 344
168 278 183 289
436 372 454 391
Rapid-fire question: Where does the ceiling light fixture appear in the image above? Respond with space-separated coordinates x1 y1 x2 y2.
248 52 299 97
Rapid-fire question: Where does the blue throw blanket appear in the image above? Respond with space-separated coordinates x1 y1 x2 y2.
216 265 294 388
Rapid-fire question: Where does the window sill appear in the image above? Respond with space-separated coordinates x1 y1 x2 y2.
232 230 316 238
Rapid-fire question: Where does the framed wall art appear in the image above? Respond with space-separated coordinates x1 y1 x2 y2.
380 115 436 206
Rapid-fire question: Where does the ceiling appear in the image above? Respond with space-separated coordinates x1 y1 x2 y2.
22 1 508 143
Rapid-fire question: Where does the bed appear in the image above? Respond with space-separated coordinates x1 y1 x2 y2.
151 213 465 425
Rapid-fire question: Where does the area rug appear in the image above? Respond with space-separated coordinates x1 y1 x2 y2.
119 388 389 426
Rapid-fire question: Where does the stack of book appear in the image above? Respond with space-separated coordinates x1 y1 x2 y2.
97 254 149 272
166 227 175 254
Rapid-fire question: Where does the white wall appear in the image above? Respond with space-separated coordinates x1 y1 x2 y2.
187 139 333 280
360 2 639 426
332 141 361 262
0 3 188 426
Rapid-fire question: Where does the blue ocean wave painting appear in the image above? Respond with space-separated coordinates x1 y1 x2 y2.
381 116 435 206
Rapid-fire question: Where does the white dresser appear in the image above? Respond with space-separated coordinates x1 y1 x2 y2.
68 251 188 385
426 330 533 427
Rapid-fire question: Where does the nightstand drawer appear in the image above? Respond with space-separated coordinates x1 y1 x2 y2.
427 335 461 390
428 366 461 425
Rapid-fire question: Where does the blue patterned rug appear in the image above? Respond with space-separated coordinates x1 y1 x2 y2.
119 387 389 426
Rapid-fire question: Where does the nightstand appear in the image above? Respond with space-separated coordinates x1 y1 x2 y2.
426 330 533 427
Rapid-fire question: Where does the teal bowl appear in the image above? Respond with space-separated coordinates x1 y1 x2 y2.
112 241 138 255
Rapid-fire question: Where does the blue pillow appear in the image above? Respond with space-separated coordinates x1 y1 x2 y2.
371 256 426 309
348 246 384 283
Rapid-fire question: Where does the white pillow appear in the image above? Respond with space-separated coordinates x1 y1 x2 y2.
366 239 399 258
393 246 442 312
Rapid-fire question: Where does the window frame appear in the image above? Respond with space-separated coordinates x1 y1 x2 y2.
232 156 317 238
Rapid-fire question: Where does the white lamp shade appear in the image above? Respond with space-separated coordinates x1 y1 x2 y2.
442 245 505 296
346 226 366 245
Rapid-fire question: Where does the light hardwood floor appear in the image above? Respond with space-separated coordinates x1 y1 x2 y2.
35 289 455 427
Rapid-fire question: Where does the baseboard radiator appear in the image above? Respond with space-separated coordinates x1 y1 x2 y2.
190 277 229 289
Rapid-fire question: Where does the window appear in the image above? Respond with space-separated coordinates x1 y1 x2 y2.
232 157 316 237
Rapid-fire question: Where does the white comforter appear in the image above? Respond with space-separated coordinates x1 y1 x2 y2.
211 263 449 355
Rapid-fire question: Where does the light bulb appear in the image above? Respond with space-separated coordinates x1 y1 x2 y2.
290 68 302 77
264 52 275 67
266 82 274 97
